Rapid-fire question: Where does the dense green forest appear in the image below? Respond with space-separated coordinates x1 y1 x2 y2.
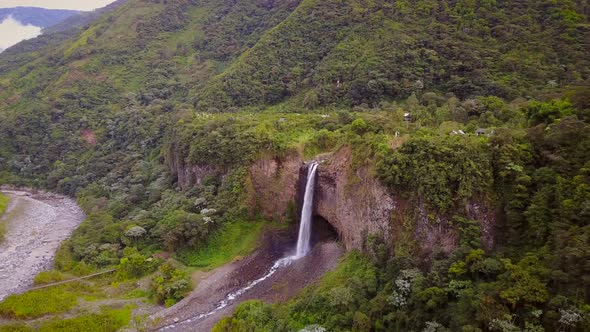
0 0 589 331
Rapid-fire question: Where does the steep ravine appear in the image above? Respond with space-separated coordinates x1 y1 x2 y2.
151 158 342 331
151 232 342 331
161 146 498 329
171 146 498 254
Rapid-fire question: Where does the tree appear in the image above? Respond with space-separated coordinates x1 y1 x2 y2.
351 118 369 135
303 90 320 109
498 255 549 310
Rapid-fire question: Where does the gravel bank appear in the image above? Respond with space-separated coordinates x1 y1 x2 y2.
0 190 85 301
151 231 343 332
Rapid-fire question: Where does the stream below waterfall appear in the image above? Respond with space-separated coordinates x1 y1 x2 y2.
152 162 338 331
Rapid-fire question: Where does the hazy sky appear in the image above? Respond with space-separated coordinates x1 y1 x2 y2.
0 0 116 11
0 15 41 51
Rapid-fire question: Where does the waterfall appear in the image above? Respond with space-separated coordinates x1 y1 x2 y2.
158 162 320 331
294 162 319 259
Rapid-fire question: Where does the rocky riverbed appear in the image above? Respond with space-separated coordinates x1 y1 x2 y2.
0 190 85 301
151 230 343 332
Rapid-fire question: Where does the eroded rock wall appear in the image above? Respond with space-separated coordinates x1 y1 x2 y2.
249 154 303 222
313 147 497 253
314 148 395 250
166 149 223 189
166 145 304 221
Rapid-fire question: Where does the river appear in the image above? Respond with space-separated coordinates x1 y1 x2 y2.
0 190 85 301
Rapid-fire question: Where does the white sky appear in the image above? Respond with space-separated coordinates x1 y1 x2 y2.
0 15 41 51
0 0 116 11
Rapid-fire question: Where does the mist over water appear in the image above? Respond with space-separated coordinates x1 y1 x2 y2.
0 15 41 52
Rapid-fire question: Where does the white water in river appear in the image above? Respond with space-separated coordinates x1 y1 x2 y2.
165 257 294 328
159 162 320 331
294 162 318 258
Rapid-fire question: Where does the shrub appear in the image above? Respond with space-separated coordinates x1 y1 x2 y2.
351 118 369 135
33 270 67 285
150 262 191 306
525 100 574 125
150 210 209 251
303 90 320 109
0 193 9 216
377 137 492 210
116 247 158 280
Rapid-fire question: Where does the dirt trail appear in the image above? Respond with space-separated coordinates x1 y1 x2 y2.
0 190 85 301
150 231 343 332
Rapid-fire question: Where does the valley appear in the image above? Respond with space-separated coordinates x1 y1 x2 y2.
0 0 589 331
0 180 342 331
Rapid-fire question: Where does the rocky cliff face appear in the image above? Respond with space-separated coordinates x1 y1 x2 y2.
247 148 397 250
169 146 497 255
167 150 224 189
168 150 306 222
252 147 497 254
313 148 396 250
249 154 303 222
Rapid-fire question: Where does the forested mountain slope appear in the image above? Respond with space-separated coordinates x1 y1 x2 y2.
200 0 590 108
0 0 589 331
0 0 588 185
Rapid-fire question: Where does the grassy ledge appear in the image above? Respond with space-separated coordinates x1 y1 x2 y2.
175 220 284 271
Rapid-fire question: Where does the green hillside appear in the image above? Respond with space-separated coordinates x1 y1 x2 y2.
201 0 590 108
0 0 588 182
0 0 589 331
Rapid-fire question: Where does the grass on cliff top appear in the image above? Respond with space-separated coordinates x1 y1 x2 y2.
175 220 285 270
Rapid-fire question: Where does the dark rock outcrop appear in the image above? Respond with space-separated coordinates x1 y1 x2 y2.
167 150 223 189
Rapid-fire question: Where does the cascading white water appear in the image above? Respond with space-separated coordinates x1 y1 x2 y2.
294 162 319 258
159 162 320 331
